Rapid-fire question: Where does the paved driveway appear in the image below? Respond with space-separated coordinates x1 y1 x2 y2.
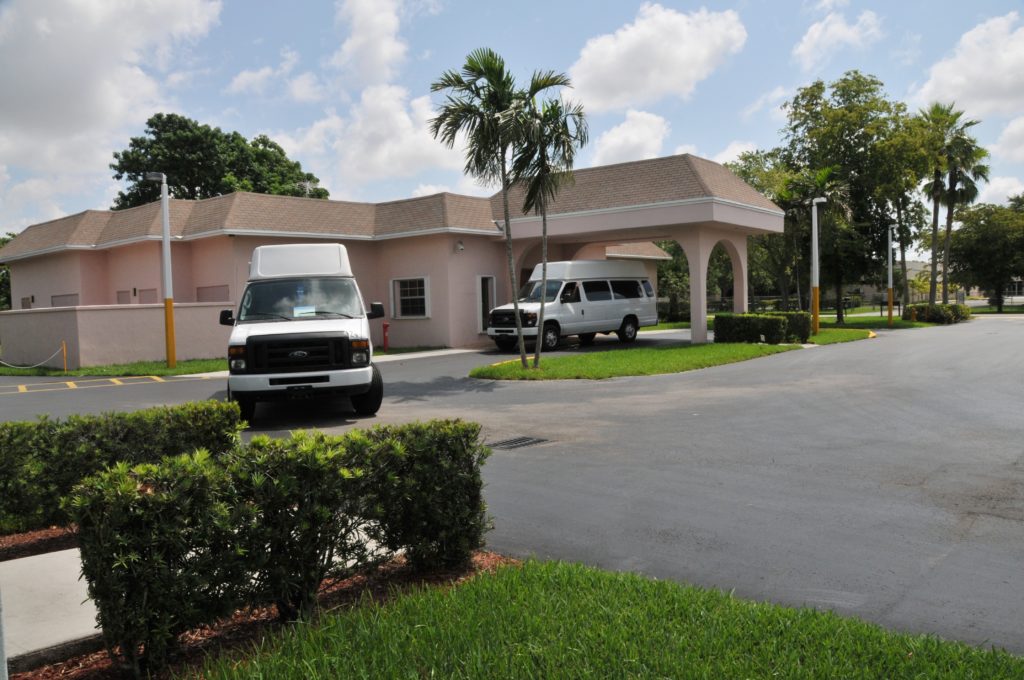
2 319 1022 652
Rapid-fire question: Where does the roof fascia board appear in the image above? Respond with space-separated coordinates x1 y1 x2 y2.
507 197 784 226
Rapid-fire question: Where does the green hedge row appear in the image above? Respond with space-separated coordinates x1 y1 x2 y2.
0 401 243 533
67 419 490 677
713 312 811 344
903 303 972 324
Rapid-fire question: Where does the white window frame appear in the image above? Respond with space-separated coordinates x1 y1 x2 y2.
390 276 431 319
476 274 496 333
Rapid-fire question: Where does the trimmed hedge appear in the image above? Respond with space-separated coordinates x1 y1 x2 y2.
768 311 813 343
68 418 491 677
713 314 787 344
0 401 243 533
902 303 972 324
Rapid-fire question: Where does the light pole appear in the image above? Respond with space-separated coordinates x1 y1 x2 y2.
145 172 176 368
811 197 826 335
887 224 895 328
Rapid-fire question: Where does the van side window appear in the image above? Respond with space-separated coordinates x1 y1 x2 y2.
642 280 654 297
582 280 611 301
560 281 580 303
610 280 643 299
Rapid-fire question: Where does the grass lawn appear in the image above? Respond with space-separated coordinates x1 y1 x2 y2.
0 357 227 377
969 305 1024 314
819 317 931 330
195 560 1023 679
470 343 796 380
811 328 874 345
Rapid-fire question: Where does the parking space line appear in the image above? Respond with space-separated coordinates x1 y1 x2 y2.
66 381 77 389
0 374 215 396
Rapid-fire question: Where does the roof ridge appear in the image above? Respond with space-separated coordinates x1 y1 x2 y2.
681 154 713 199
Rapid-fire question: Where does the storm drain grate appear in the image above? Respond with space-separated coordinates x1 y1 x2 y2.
489 436 549 450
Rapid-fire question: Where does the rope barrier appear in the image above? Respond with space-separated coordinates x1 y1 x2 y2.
0 341 66 369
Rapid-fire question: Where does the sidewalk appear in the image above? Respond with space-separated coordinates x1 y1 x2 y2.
1 548 99 669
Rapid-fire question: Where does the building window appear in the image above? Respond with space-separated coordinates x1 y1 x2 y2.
51 293 80 307
391 277 429 318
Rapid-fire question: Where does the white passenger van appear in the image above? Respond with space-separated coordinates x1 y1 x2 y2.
487 260 658 351
219 244 385 422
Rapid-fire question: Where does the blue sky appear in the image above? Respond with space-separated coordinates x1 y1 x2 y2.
2 0 1023 235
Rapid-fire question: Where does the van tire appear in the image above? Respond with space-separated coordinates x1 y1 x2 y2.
494 337 516 352
351 364 383 415
617 316 639 343
541 323 560 352
578 332 596 346
229 390 256 424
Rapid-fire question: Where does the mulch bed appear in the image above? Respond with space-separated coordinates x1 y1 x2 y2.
0 526 78 562
10 550 517 680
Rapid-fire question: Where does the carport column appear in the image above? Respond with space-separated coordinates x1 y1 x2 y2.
677 233 711 344
729 235 749 313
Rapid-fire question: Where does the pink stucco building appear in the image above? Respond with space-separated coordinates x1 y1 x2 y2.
0 154 782 369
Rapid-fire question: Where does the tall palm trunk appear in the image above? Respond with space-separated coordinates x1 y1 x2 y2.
929 168 941 304
499 152 528 368
532 190 548 368
896 202 910 306
941 167 958 304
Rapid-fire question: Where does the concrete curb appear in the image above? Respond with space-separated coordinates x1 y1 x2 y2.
8 634 104 674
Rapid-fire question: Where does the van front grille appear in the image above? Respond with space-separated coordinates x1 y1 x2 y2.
490 310 518 328
246 332 350 373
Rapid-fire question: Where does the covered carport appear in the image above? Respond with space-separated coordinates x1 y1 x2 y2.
493 154 784 342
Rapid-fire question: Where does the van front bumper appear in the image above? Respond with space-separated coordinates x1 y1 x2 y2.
228 366 373 400
488 327 538 338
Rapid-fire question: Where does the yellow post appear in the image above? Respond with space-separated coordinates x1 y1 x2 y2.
811 287 820 335
164 298 177 368
62 340 67 374
887 288 894 328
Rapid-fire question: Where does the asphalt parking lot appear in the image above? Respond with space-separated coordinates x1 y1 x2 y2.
2 319 1023 652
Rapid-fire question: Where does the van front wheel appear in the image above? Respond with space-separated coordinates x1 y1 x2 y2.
229 389 256 423
541 323 560 352
351 365 383 416
616 317 639 343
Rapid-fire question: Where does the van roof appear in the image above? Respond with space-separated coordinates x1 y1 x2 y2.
528 259 647 281
249 243 353 280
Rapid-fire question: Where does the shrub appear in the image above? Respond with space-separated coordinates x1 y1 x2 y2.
350 420 491 571
68 451 245 678
228 431 377 621
768 311 812 343
713 314 787 345
902 303 972 324
0 400 243 533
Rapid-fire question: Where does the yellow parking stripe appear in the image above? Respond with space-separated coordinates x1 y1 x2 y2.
149 376 165 382
18 384 27 393
65 381 77 389
0 374 214 396
110 378 123 385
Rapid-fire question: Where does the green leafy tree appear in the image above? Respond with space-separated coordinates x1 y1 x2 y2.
949 204 1024 312
0 231 13 310
509 80 587 366
1009 193 1024 213
432 49 563 368
110 113 327 209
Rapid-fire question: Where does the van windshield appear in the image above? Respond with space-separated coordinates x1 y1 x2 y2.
238 277 363 322
518 279 563 303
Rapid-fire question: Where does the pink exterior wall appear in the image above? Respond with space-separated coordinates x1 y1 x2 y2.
442 235 507 348
9 252 82 309
107 242 163 304
0 303 231 369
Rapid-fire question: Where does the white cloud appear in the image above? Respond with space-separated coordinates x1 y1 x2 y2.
411 183 450 197
592 111 669 166
891 31 922 66
911 12 1024 117
712 141 757 164
674 144 699 156
810 0 848 11
274 112 346 158
977 176 1024 205
0 0 220 229
329 0 407 85
742 86 788 121
570 4 746 112
792 11 883 72
226 47 299 95
288 72 326 103
995 116 1024 162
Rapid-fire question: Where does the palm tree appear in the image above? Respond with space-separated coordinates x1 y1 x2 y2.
508 76 587 367
430 48 531 367
940 137 989 303
919 102 988 304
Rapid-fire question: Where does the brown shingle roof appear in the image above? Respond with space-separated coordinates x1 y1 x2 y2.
606 242 671 260
491 153 781 219
0 154 778 262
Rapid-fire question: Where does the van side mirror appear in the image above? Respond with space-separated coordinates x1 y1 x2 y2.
367 302 385 319
219 309 235 326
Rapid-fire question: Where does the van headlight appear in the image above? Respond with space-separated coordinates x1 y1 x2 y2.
228 345 246 371
523 312 538 327
351 339 370 366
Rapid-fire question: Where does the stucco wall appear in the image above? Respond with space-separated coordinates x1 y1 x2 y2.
107 242 163 304
0 304 230 369
9 252 82 309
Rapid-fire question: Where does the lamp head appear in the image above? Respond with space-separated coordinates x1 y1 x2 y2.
812 197 827 205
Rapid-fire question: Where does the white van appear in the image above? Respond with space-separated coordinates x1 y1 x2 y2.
487 260 658 351
219 244 385 422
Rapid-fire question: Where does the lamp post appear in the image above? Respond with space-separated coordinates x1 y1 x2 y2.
145 172 176 368
811 197 826 335
887 224 894 328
